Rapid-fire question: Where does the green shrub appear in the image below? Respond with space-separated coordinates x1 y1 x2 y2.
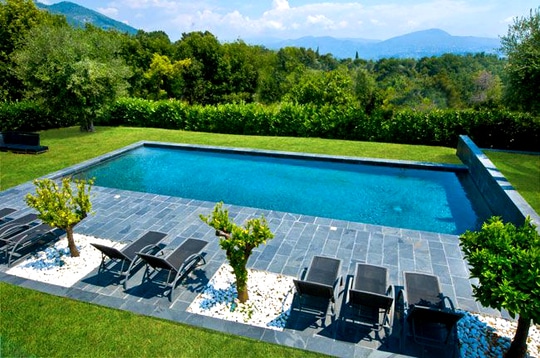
0 101 70 131
3 97 538 151
460 217 540 357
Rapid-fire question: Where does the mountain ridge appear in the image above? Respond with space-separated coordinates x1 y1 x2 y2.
35 1 138 35
36 1 501 60
254 29 501 59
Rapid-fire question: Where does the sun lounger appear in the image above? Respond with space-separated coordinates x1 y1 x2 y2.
136 238 208 301
292 255 342 327
0 131 48 154
399 272 463 352
0 213 39 241
0 208 16 219
343 263 394 331
0 208 17 226
0 223 59 266
90 231 167 288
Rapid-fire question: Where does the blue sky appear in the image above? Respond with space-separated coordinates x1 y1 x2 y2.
42 0 538 41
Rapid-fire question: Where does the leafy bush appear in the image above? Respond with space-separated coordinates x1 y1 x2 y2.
460 217 540 357
0 101 71 132
4 98 538 151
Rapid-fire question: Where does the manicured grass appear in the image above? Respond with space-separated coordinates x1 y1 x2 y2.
1 126 460 191
0 283 320 358
485 150 540 212
1 126 538 357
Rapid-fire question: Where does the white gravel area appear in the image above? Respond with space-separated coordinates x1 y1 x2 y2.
5 239 539 356
6 233 124 287
187 263 295 330
458 310 540 358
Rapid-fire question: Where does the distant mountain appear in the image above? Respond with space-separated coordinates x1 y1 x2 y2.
34 1 500 60
36 1 138 35
254 29 501 59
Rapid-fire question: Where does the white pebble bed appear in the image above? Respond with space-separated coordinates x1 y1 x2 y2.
457 310 540 357
6 234 124 287
5 240 539 355
187 264 295 330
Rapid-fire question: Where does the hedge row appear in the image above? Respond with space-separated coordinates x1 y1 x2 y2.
1 98 538 151
0 101 77 132
102 98 539 151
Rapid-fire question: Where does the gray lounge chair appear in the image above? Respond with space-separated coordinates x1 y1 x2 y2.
344 263 394 331
0 213 39 241
0 223 58 266
0 208 16 221
90 231 167 289
399 272 463 352
292 255 342 327
136 238 208 301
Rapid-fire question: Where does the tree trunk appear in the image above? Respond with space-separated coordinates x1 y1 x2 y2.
235 262 249 303
237 283 249 303
66 226 80 257
505 315 531 358
80 119 95 132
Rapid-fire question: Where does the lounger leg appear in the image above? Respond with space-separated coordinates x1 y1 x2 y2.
168 254 205 302
123 258 138 290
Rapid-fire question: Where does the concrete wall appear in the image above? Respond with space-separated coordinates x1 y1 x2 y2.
457 135 540 233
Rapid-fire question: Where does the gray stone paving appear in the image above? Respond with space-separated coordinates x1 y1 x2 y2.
0 181 501 357
1 142 519 357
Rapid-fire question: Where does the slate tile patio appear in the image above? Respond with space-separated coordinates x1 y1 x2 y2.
0 181 504 357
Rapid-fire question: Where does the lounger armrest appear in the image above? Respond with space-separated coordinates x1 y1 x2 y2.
0 224 30 240
138 242 166 255
180 252 205 273
386 285 395 327
299 267 308 280
442 295 456 311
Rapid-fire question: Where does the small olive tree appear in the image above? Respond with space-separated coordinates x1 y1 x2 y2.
460 216 540 358
25 177 93 257
200 202 274 303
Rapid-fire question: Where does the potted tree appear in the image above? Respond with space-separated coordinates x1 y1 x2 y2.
25 177 93 257
200 202 274 303
460 216 540 358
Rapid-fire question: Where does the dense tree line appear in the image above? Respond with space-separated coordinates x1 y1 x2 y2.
0 0 538 134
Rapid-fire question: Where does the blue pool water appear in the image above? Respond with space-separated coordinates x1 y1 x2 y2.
75 145 491 234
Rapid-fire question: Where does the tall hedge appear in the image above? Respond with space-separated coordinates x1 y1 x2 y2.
0 101 75 132
95 98 540 151
2 98 538 151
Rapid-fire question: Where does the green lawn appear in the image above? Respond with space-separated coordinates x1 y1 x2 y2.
0 126 461 191
1 126 538 357
484 150 540 212
0 283 318 358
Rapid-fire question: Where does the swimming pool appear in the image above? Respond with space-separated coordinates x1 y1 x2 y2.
74 143 492 234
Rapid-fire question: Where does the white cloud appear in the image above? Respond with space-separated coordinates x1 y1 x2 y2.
97 7 119 18
98 0 535 41
272 0 290 11
113 0 178 11
307 14 331 25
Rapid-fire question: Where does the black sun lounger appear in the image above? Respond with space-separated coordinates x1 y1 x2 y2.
136 238 208 301
344 263 394 331
0 208 16 220
0 208 17 226
292 255 342 327
0 223 59 266
90 231 167 289
399 272 463 352
0 213 39 241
